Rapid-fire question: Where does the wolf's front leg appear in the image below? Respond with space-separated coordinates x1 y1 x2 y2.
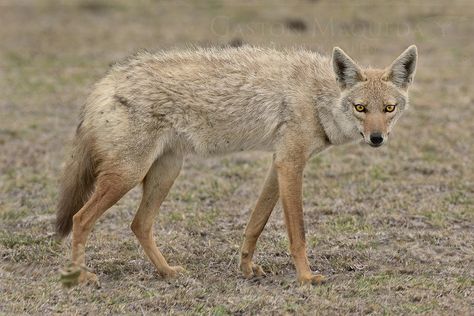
240 158 279 278
276 159 325 285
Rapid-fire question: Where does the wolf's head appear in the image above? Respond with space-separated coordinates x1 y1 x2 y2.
332 45 417 147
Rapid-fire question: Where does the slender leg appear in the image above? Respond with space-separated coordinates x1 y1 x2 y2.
63 174 136 286
131 152 184 278
276 160 325 285
240 158 279 278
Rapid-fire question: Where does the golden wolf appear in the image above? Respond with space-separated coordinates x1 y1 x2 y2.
56 45 417 286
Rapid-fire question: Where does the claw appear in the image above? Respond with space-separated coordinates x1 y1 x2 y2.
59 264 100 288
161 265 186 279
241 262 266 279
60 264 82 288
298 274 326 286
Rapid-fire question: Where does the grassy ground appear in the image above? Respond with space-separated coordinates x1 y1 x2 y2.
0 0 473 314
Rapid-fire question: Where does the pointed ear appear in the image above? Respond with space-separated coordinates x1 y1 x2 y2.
332 47 366 90
384 45 418 89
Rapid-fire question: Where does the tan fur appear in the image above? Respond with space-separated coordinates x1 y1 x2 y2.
56 45 417 286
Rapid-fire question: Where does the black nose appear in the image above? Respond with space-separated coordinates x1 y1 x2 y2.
370 133 384 145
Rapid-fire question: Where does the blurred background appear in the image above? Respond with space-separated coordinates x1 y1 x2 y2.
0 1 472 314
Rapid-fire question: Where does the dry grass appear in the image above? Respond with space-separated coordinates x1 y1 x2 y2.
0 0 473 314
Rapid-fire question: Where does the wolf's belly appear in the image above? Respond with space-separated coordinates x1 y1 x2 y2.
173 116 281 156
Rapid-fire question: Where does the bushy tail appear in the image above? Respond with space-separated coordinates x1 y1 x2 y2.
56 135 96 238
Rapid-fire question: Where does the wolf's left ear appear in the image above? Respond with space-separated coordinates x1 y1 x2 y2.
384 45 418 89
332 47 366 90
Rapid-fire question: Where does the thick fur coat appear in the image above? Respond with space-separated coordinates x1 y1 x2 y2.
57 45 417 286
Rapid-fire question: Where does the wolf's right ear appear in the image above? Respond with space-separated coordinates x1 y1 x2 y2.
332 47 366 90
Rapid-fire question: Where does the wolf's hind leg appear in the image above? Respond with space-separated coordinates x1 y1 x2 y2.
61 172 138 287
131 151 184 279
240 158 279 278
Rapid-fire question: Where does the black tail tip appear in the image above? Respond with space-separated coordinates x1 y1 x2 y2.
55 219 73 239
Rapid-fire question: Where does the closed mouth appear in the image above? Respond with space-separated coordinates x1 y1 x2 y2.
369 142 383 148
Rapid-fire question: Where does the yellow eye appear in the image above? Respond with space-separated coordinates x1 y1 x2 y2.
354 104 366 112
385 105 396 112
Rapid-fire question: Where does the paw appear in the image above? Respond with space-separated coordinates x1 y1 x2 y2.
297 273 326 286
60 264 100 288
240 262 266 279
161 265 186 279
